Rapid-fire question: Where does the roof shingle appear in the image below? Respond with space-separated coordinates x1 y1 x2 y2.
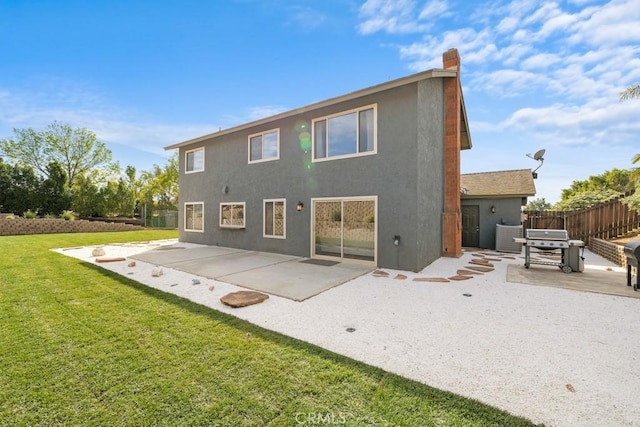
460 169 536 197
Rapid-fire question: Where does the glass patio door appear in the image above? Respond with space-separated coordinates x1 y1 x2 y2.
313 198 376 264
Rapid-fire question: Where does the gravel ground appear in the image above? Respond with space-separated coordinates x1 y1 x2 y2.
55 241 640 427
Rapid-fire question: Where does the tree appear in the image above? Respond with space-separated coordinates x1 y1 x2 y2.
525 198 552 211
139 152 178 211
560 168 633 200
554 189 621 211
0 160 41 214
0 121 112 188
70 174 102 217
620 83 640 101
39 161 71 215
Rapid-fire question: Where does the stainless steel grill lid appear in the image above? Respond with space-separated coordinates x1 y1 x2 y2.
525 229 569 240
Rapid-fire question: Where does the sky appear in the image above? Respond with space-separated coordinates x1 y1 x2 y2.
1 0 639 204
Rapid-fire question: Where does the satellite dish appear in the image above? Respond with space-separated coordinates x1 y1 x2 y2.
526 148 546 178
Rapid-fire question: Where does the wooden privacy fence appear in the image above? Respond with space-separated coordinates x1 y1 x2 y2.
524 193 640 243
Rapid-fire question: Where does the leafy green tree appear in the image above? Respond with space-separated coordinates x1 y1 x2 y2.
39 161 71 215
525 198 552 211
0 161 41 215
554 189 620 211
560 168 633 200
139 152 178 211
70 173 102 217
0 121 112 188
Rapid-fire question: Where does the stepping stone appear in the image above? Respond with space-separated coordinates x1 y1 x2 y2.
483 257 502 262
501 256 516 260
221 291 269 308
457 269 483 275
394 274 408 280
471 253 486 258
466 266 494 273
95 257 126 263
448 275 472 281
469 259 494 267
412 277 449 282
372 270 389 276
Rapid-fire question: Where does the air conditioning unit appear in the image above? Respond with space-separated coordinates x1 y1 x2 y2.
496 224 523 253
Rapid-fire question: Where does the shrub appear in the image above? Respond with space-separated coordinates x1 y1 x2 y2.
60 210 76 221
23 209 37 219
43 213 58 219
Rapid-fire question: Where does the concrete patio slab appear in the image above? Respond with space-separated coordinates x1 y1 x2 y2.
507 263 639 299
131 245 244 265
130 245 372 301
219 258 372 301
165 251 299 279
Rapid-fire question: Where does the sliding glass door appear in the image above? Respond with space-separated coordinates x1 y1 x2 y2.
313 198 376 264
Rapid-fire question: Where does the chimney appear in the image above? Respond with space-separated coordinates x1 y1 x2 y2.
443 48 461 70
441 48 462 257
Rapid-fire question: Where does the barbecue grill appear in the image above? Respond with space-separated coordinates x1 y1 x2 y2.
514 229 585 273
624 240 640 291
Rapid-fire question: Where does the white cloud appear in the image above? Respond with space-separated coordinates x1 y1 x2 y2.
568 0 640 45
357 0 451 34
0 82 217 156
501 100 640 145
521 53 562 69
418 0 449 19
472 69 549 96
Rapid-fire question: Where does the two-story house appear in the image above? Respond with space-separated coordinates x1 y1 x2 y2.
165 48 472 272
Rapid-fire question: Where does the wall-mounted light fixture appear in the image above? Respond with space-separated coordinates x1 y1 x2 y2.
222 185 229 194
296 201 304 212
393 235 400 246
491 205 496 214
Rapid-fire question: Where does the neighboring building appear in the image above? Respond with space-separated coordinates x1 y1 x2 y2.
165 49 472 272
460 169 536 249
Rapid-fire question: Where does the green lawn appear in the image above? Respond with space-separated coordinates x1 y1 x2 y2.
0 231 538 426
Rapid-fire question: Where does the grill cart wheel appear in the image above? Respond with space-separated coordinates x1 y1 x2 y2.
561 265 572 274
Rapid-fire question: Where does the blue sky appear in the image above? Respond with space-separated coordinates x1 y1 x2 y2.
1 0 639 203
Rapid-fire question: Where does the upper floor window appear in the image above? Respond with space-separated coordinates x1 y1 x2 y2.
185 147 204 173
248 129 279 163
313 105 376 161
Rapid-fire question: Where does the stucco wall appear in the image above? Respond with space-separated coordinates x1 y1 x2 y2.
461 197 523 249
178 80 446 271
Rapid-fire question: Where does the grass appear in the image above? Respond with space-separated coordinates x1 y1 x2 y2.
0 231 539 426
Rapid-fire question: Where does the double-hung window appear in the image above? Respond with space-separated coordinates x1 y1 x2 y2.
185 147 204 173
313 105 376 161
184 202 204 232
220 202 246 228
248 129 279 163
263 199 285 238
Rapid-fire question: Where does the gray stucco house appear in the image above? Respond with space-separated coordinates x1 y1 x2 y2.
460 169 536 249
165 49 472 272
